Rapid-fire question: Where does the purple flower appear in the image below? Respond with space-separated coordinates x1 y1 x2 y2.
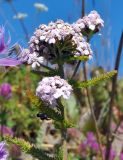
0 26 22 66
85 132 99 152
0 125 14 136
0 58 22 66
0 26 10 54
78 132 99 158
103 148 116 160
0 83 12 98
9 144 21 158
120 152 123 160
86 132 95 142
0 141 8 160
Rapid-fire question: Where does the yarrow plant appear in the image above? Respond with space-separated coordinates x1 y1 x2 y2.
21 11 98 69
74 10 104 34
1 10 119 160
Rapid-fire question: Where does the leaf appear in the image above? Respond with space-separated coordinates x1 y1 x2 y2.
70 70 117 88
32 69 60 77
27 91 64 122
29 147 55 160
53 55 89 64
26 90 42 109
5 136 32 152
39 104 64 122
5 136 55 160
55 146 63 160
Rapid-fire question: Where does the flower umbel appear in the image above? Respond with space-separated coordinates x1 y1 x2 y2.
36 76 73 105
75 10 104 34
25 19 92 67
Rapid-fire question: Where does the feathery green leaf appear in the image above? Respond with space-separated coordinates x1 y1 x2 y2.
70 70 117 88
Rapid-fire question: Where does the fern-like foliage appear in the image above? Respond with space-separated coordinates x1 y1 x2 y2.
5 136 32 152
27 91 64 122
54 146 63 160
53 55 89 64
29 147 55 160
27 90 42 109
5 136 55 160
70 70 117 88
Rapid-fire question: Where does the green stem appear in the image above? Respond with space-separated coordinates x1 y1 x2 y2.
58 63 64 79
40 63 55 72
56 46 64 78
62 129 67 160
83 62 104 160
8 1 29 42
71 60 81 79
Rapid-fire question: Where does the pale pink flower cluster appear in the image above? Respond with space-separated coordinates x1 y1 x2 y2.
20 48 44 69
36 76 73 105
28 19 92 64
75 10 104 32
21 10 103 68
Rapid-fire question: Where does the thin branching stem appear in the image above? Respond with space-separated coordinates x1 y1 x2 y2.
83 62 104 160
105 31 123 160
8 1 29 41
110 120 122 143
81 0 104 156
40 64 55 72
71 0 85 80
82 0 85 17
71 61 81 79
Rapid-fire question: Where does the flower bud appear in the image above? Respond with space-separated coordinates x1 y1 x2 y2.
0 83 12 99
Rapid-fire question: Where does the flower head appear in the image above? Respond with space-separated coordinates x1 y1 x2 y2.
120 152 123 160
27 19 92 67
34 3 48 12
0 26 22 66
78 132 99 158
0 141 8 160
0 83 12 99
13 12 28 20
75 10 104 33
36 76 73 105
103 148 116 160
0 26 10 54
0 125 14 136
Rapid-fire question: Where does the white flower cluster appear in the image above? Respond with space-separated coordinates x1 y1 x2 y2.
19 49 44 69
28 19 93 63
72 33 92 58
36 76 73 105
21 10 103 68
75 10 104 31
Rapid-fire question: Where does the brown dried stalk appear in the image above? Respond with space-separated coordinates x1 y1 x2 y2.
105 31 123 160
